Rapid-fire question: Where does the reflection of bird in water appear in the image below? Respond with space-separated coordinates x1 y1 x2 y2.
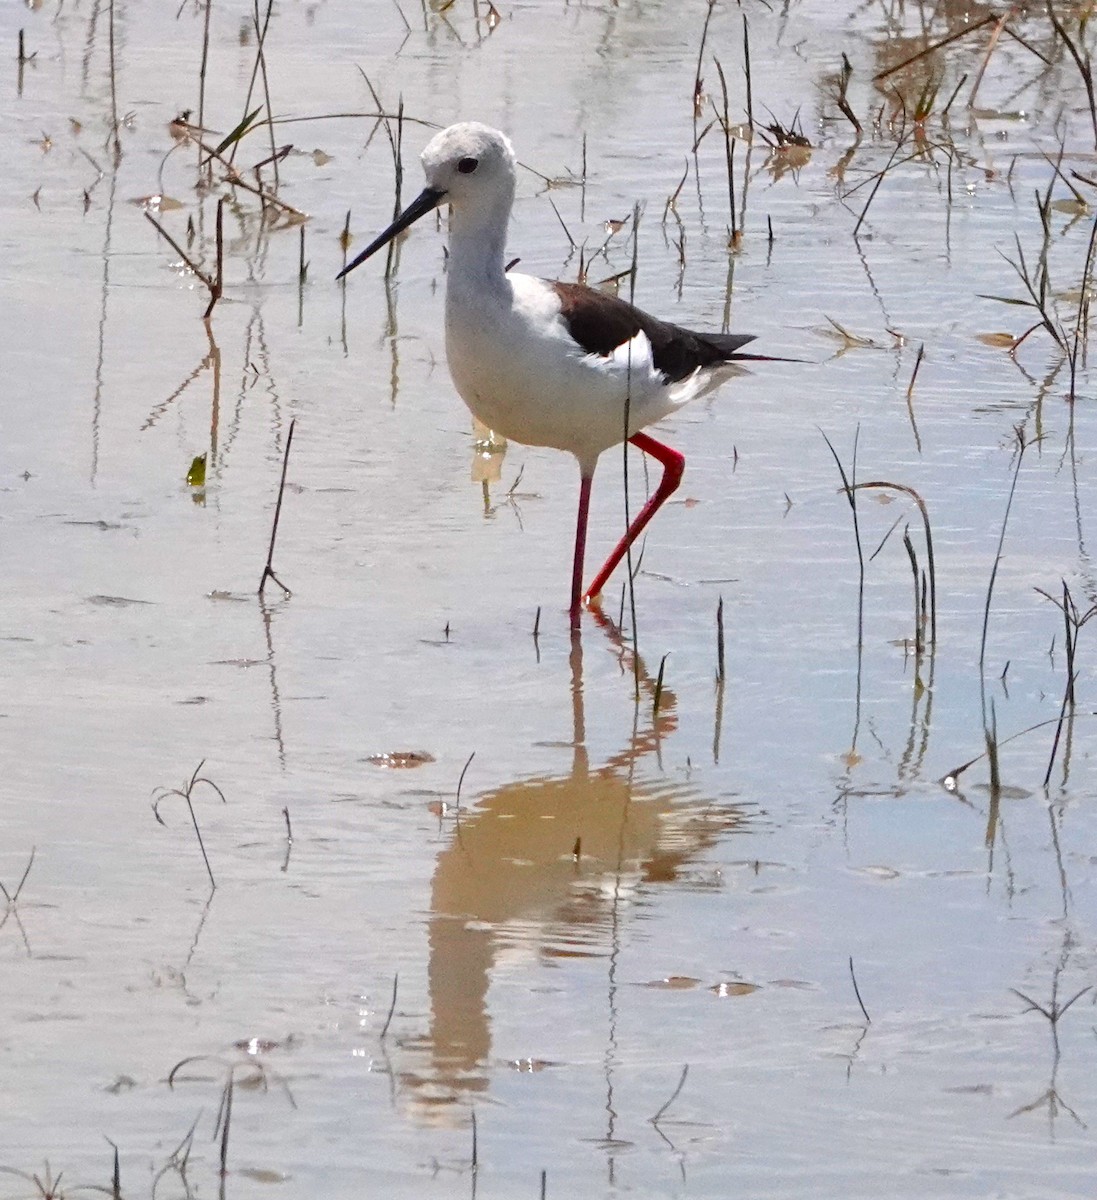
338 122 777 627
396 612 750 1121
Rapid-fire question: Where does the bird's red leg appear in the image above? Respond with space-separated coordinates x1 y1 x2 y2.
581 432 684 607
570 473 594 628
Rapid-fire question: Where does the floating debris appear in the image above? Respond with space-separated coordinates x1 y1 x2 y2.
364 751 436 769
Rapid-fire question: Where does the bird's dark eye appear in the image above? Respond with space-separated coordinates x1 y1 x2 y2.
457 156 479 174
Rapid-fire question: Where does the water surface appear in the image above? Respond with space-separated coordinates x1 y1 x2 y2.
3 2 1097 1196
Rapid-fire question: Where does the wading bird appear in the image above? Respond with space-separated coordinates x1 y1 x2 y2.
338 122 770 627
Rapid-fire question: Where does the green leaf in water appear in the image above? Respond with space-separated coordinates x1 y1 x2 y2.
187 453 207 487
977 293 1037 308
215 107 264 155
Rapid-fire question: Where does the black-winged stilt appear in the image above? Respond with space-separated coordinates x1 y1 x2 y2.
339 122 767 627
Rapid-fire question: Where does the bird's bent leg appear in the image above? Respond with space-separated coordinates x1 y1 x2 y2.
582 432 685 607
570 473 594 628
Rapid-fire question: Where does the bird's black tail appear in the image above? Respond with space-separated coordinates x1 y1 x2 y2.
697 332 757 360
698 331 808 364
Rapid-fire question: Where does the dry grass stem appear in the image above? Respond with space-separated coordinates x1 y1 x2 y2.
152 761 228 890
252 0 280 188
873 14 997 82
967 10 1010 108
1046 1 1097 150
742 14 754 130
455 750 476 811
716 596 726 681
650 1064 690 1125
107 0 121 161
906 343 925 399
0 847 36 907
852 481 936 646
714 58 738 244
1036 581 1097 786
852 127 910 236
653 653 669 717
849 956 871 1023
184 125 307 219
833 53 861 134
218 1076 233 1177
1069 212 1097 397
145 210 215 290
822 429 865 650
197 0 213 172
380 973 399 1040
202 197 224 320
693 0 718 118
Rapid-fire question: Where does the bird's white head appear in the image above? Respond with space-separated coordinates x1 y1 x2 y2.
420 122 517 223
336 122 517 281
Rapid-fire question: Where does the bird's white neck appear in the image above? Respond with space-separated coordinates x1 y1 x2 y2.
445 196 512 300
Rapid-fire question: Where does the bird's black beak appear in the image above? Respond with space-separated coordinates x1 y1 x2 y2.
336 186 447 281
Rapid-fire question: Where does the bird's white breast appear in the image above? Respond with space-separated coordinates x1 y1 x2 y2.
444 273 690 473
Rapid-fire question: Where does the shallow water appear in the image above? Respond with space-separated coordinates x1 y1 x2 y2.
4 1 1097 1196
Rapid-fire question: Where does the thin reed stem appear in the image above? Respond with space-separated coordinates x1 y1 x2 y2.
259 418 296 596
253 0 279 191
742 14 753 131
202 197 223 320
715 58 738 244
693 0 718 118
979 429 1027 730
197 0 213 180
107 0 121 162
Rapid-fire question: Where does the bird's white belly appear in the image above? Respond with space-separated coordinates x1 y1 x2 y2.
444 287 681 470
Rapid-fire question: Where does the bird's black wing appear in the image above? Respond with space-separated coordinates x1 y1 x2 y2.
550 281 756 382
